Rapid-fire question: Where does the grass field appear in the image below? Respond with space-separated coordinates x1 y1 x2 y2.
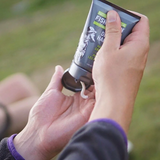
0 0 160 160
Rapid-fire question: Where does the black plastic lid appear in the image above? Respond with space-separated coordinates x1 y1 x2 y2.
62 62 93 92
62 69 91 92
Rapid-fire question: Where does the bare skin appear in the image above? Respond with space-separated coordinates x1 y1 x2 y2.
90 10 149 134
0 73 40 136
14 66 95 159
14 10 149 160
0 73 39 105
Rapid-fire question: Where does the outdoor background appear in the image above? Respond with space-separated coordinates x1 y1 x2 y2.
0 0 160 159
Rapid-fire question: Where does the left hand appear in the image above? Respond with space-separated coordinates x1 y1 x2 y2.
14 65 95 160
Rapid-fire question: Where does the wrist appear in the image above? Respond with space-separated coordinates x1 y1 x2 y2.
89 89 135 134
13 125 48 160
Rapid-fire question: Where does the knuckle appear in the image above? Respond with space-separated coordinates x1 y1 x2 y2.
142 15 149 23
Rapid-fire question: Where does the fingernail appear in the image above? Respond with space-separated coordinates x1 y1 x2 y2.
107 10 117 23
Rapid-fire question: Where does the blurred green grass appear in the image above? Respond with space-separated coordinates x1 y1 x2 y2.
129 64 160 160
0 0 90 78
0 0 160 160
0 0 160 78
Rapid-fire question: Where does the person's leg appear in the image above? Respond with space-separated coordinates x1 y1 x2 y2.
0 73 40 105
0 104 10 140
0 73 40 138
0 96 39 136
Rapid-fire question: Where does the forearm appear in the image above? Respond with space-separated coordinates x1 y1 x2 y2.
89 84 136 134
13 125 50 160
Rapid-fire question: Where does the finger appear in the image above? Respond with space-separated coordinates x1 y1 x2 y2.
87 91 95 99
122 12 150 52
83 87 95 99
87 85 95 92
101 10 122 52
46 65 64 92
129 11 149 36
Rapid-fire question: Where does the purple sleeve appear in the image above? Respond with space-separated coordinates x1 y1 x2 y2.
88 118 128 146
6 119 127 160
7 134 25 160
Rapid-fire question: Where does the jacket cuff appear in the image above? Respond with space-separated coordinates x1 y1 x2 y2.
7 134 25 160
88 118 128 147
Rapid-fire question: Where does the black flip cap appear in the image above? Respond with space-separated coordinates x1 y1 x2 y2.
62 62 93 92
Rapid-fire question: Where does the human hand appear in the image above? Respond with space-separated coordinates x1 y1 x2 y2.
14 65 95 160
90 10 149 133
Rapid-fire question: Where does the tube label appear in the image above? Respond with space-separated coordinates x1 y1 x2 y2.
74 0 140 72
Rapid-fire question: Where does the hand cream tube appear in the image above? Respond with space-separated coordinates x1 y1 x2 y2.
62 0 141 92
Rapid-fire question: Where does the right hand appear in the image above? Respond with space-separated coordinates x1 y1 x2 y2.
90 10 150 134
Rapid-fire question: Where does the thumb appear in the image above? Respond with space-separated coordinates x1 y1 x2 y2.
46 65 64 92
102 10 122 52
